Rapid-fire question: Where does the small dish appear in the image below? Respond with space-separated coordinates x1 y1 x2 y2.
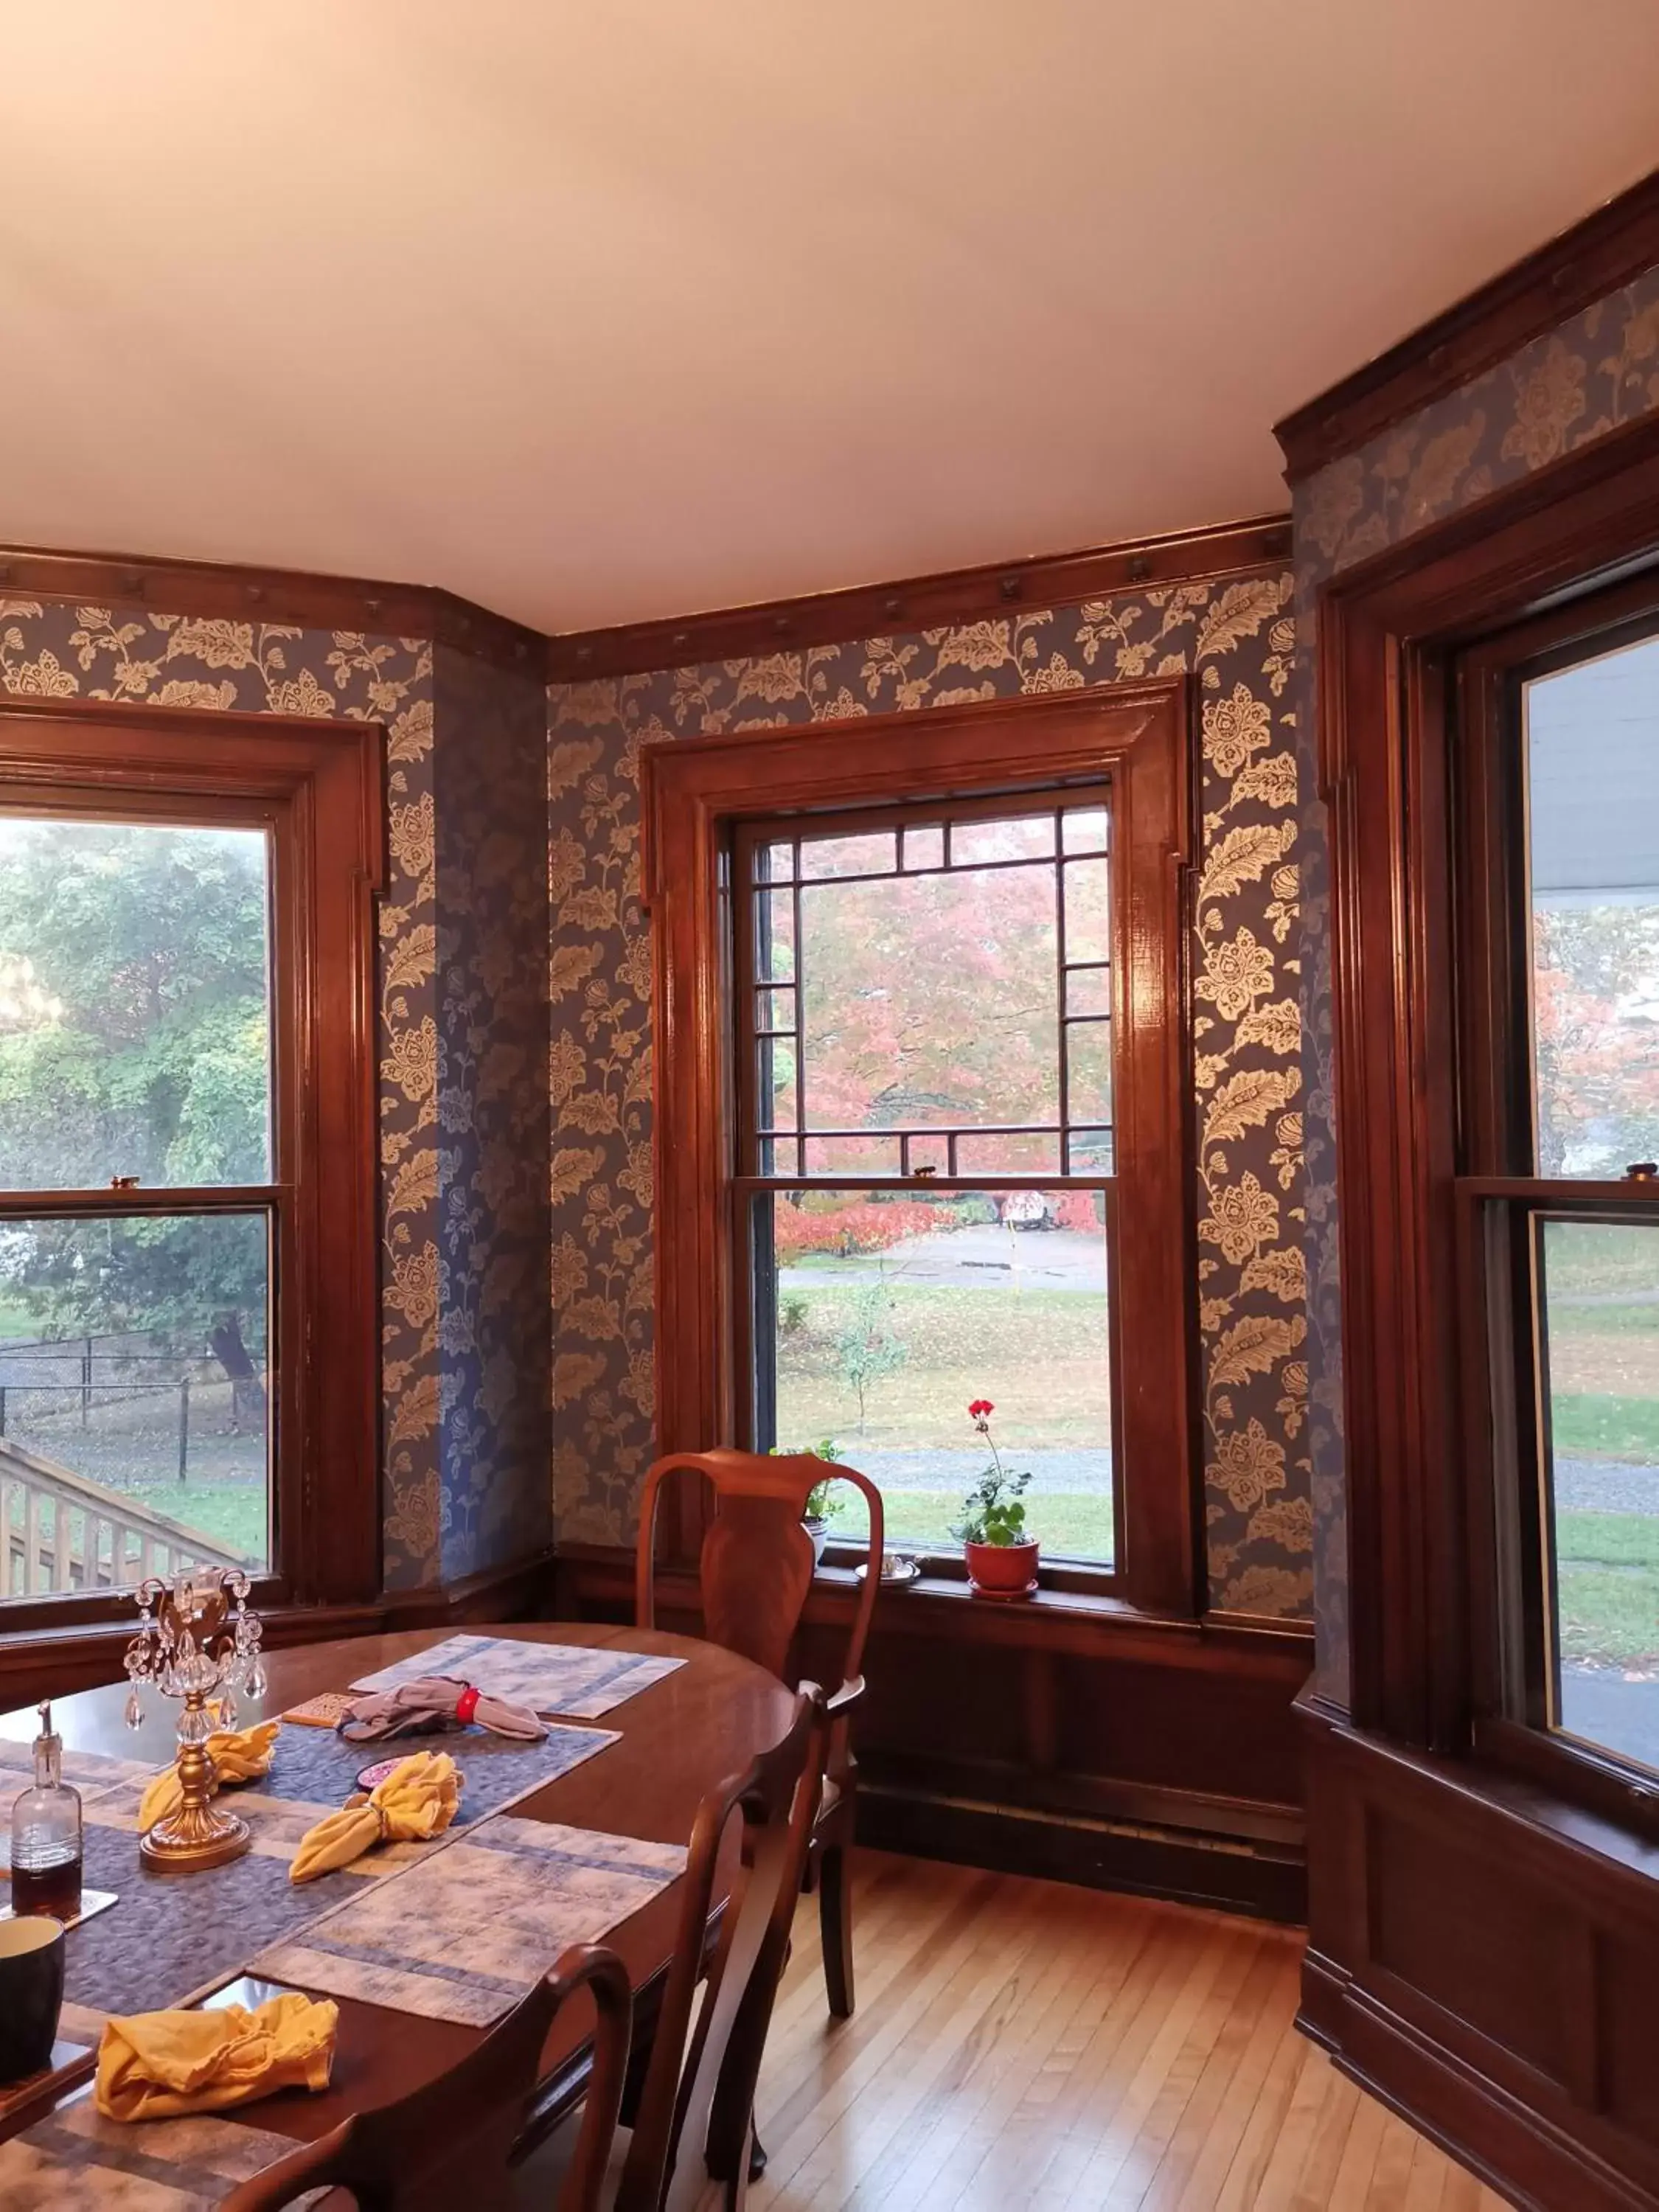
354 1758 405 1794
855 1555 920 1587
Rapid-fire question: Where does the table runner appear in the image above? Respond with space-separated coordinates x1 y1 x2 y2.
348 1633 686 1719
1 1720 619 2020
0 2087 325 2208
250 1815 688 2027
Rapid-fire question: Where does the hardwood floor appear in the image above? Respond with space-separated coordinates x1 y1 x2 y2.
734 1850 1514 2212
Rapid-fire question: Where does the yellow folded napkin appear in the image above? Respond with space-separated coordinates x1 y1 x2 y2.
137 1720 281 1834
288 1748 461 1884
94 1992 337 2122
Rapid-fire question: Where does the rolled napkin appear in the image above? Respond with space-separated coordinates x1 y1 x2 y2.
288 1748 461 1884
137 1719 282 1833
94 1992 338 2122
338 1673 546 1745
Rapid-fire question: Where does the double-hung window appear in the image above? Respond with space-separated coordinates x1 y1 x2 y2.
733 795 1118 1565
646 685 1197 1610
1458 588 1659 1801
0 703 382 1625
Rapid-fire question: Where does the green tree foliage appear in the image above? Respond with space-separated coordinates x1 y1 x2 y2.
834 1272 908 1430
0 821 270 1405
761 820 1103 1172
1534 903 1659 1175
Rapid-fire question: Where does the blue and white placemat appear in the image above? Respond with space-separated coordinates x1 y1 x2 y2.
347 1632 685 1719
249 1815 688 2027
1 1721 619 2020
0 2086 325 2208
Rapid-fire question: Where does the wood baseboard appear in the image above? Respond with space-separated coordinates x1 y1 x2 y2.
858 1778 1306 1923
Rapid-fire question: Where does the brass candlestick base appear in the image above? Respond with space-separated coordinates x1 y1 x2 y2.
140 1804 251 1872
139 1687 251 1873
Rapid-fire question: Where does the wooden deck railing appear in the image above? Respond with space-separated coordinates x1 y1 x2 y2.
1 1440 246 1598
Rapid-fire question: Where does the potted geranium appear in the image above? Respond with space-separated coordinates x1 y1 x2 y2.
953 1399 1038 1598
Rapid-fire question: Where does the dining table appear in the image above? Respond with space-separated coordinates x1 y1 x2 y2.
0 1618 800 2184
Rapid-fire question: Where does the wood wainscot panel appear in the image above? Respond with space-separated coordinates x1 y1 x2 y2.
554 1544 1310 1922
1301 1699 1659 2212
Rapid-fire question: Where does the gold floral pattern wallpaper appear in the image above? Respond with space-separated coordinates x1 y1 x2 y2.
432 645 553 1579
1290 255 1659 1696
0 598 550 1590
549 568 1313 1618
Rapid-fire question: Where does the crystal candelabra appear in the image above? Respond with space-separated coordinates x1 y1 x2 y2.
123 1568 267 1871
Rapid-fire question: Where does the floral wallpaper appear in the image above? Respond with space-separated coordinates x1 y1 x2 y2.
549 568 1314 1619
432 645 552 1579
1290 255 1659 1697
0 596 549 1591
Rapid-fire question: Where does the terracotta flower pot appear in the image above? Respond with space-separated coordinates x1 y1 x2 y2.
964 1536 1039 1599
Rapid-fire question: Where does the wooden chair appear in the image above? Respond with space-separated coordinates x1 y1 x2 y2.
635 1448 885 2020
514 1684 824 2212
220 1944 633 2212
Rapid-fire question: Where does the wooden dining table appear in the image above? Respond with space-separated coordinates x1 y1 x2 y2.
0 1619 799 2170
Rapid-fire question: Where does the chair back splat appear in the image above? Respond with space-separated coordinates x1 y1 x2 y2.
635 1448 885 1684
636 1447 883 2027
619 1685 824 2212
220 1944 633 2212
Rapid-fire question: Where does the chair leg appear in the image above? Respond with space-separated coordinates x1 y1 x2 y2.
724 2118 756 2211
818 1843 854 2018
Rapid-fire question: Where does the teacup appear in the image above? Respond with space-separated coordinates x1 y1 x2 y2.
0 1914 66 2082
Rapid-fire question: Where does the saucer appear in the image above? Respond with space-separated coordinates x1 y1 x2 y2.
855 1557 921 1587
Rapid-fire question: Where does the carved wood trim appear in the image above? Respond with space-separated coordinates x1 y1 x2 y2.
0 542 543 675
1276 168 1659 478
545 515 1291 683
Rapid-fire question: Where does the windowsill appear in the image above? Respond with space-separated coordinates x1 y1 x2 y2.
804 1557 1312 1658
1303 1692 1659 1888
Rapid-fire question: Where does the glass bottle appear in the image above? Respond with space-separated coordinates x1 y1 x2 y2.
8 1703 83 1922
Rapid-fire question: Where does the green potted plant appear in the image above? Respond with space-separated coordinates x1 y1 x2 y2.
775 1436 844 1565
953 1399 1038 1598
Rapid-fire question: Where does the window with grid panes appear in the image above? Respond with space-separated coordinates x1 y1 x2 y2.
732 793 1121 1565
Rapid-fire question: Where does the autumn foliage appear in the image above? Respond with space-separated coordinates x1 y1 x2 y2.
773 1199 953 1259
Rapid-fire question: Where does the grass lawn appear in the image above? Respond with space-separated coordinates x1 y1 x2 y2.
1557 1508 1659 1666
830 1484 1114 1565
776 1279 1109 1451
143 1481 267 1565
1549 1391 1659 1458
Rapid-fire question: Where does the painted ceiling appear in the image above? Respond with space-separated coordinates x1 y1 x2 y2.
3 0 1658 630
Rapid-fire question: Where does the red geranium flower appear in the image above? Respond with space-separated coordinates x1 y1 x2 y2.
968 1399 994 1419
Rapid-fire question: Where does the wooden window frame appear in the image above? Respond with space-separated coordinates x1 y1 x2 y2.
1453 577 1659 1826
0 698 384 1632
641 683 1201 1616
1318 404 1659 1843
730 785 1120 1571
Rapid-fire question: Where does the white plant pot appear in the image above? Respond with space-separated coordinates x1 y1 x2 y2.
804 1517 829 1568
